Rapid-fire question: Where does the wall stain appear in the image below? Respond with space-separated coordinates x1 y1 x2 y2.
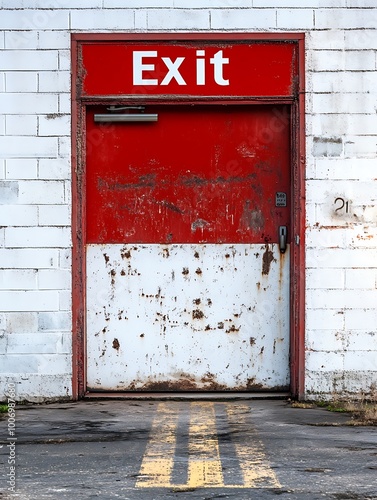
191 219 209 231
240 201 265 231
159 201 183 214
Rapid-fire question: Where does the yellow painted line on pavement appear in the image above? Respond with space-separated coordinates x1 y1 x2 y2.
187 402 224 488
136 401 281 489
136 402 179 487
226 403 281 488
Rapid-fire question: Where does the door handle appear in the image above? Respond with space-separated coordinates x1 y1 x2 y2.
94 114 158 123
279 226 287 254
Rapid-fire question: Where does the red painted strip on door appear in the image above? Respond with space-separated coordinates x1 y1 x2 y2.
85 105 290 244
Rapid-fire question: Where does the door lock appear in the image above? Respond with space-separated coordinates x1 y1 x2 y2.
279 226 287 254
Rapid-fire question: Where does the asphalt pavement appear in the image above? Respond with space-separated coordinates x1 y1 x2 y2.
0 398 376 499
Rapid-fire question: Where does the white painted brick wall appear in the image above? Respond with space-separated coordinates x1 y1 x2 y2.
0 0 376 402
6 313 38 334
38 114 70 137
0 270 37 290
0 93 59 114
0 205 38 226
37 31 70 49
0 291 59 312
0 115 5 136
0 50 58 70
6 159 38 180
211 9 276 30
5 227 70 248
0 160 5 180
17 180 65 204
39 72 70 93
5 73 38 92
6 115 38 136
0 73 5 93
39 205 70 226
38 159 70 180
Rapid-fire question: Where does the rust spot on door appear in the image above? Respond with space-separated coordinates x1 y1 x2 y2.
262 244 275 275
226 325 240 334
246 378 264 390
201 372 227 390
192 309 204 320
110 269 116 285
140 375 197 391
121 249 131 259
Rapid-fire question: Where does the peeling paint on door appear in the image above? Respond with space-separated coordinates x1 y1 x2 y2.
86 244 289 390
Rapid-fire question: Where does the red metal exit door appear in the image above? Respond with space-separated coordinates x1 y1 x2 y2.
85 104 291 391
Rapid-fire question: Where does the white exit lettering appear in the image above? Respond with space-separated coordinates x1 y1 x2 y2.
133 50 229 86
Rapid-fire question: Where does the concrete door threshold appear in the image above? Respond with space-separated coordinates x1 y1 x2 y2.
84 391 290 401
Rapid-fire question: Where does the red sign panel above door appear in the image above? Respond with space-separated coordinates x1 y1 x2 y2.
80 41 298 98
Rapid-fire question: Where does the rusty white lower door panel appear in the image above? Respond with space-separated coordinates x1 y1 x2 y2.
86 244 290 391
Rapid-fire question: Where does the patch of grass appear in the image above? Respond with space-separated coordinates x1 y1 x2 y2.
315 400 330 408
325 403 349 413
344 399 377 426
291 401 315 409
329 386 377 425
290 385 377 426
0 404 8 413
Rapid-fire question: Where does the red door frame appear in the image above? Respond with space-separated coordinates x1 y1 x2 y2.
71 33 305 400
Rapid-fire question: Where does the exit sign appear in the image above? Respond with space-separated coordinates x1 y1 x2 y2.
79 41 298 98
